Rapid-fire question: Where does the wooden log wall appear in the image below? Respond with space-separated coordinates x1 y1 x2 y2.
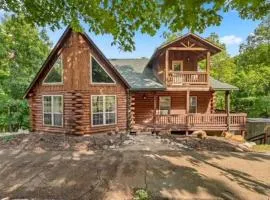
28 31 128 135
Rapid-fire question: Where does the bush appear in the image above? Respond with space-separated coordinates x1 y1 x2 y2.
0 97 29 132
133 189 150 200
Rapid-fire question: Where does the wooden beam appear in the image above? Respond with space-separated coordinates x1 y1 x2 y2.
153 92 157 127
168 47 207 51
206 51 211 85
186 90 190 114
165 49 169 85
225 91 230 131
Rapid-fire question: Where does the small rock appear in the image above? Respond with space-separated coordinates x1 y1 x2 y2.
162 139 170 144
123 140 132 145
109 139 114 144
109 145 116 149
102 145 108 150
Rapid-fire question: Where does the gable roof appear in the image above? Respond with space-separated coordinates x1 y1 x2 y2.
23 27 130 98
111 58 238 91
147 33 223 67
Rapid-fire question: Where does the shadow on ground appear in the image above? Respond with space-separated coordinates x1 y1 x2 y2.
0 147 269 200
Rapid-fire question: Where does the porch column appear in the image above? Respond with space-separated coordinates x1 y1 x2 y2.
165 49 169 85
206 51 210 85
186 90 190 135
153 92 157 126
225 91 230 131
186 90 190 114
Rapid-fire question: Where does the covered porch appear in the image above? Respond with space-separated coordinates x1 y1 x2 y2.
129 89 246 135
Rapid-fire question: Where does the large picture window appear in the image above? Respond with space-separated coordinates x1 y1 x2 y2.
91 95 116 126
43 95 63 126
159 96 171 115
189 96 197 113
91 56 115 83
43 56 63 84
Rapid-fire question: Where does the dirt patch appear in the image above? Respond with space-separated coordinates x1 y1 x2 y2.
161 134 247 152
0 132 128 151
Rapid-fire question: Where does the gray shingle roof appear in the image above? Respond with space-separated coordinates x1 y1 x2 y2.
109 58 165 90
109 58 238 91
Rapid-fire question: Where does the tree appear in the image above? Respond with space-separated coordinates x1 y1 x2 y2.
0 15 51 131
0 0 269 51
232 17 270 117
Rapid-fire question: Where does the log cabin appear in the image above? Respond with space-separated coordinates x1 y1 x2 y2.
24 27 247 135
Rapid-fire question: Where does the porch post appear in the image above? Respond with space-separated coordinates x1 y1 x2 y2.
186 90 190 135
206 51 210 85
225 91 230 131
165 49 169 85
186 90 190 114
153 92 157 126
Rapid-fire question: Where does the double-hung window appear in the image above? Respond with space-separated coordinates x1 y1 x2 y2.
91 95 116 126
189 96 197 113
43 95 63 126
159 96 171 115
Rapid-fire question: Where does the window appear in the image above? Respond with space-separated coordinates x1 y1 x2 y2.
43 95 63 126
159 96 171 115
189 96 197 113
172 60 183 71
44 56 63 84
91 56 115 83
91 95 116 126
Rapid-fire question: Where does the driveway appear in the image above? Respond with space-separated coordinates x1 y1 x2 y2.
0 134 269 199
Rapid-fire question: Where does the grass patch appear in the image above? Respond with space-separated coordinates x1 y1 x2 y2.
252 145 270 152
1 135 16 143
133 188 150 200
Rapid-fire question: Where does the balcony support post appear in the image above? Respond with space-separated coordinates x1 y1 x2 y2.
186 90 190 133
153 92 157 128
165 49 169 85
206 51 210 85
225 91 230 131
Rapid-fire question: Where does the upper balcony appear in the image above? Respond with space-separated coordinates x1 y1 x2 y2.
167 71 209 86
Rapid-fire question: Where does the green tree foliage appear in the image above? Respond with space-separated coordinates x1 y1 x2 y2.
0 0 269 51
207 16 270 117
233 16 270 117
0 15 51 132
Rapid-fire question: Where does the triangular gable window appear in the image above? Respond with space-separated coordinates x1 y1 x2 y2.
91 56 115 83
43 56 63 84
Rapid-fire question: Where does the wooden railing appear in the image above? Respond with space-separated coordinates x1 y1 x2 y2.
167 71 208 86
155 113 247 130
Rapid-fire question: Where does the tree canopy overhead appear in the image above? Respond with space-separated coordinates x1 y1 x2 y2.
1 0 269 51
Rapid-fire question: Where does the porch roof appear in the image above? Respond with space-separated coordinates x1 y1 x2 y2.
110 58 238 91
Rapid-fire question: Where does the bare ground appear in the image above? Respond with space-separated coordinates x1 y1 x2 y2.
0 133 269 200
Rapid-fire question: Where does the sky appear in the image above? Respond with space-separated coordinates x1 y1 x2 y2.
1 9 260 58
46 10 260 59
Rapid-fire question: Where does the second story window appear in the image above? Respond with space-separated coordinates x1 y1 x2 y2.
172 60 183 72
43 56 63 84
91 56 115 84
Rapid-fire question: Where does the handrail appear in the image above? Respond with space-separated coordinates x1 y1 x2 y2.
167 71 208 85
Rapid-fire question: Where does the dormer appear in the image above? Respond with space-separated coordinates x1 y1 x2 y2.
148 33 222 89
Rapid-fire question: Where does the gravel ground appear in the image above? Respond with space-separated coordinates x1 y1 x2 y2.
0 132 269 199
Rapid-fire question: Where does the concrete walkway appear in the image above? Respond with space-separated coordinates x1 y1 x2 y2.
0 134 269 199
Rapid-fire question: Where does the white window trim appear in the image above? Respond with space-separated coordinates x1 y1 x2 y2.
43 55 64 85
90 54 116 85
42 95 64 127
91 95 117 127
189 96 197 113
159 96 171 115
172 60 183 71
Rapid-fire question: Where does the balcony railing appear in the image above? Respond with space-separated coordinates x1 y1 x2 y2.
155 113 247 130
167 71 208 86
